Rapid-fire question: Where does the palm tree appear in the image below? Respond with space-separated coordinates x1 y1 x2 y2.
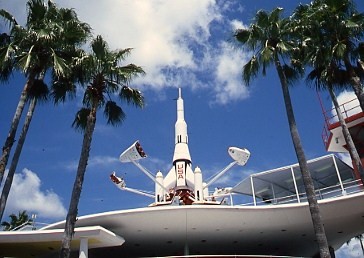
300 0 364 110
59 35 145 258
292 1 364 180
1 210 32 231
307 66 364 180
0 1 90 222
233 8 331 257
321 0 364 111
0 0 91 185
0 81 48 221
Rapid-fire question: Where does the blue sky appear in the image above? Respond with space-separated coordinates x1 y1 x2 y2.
1 0 364 256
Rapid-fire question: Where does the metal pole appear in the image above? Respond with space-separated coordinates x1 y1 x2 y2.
251 176 256 206
131 159 168 192
271 183 276 203
291 167 301 203
79 237 88 258
332 155 346 195
204 161 237 188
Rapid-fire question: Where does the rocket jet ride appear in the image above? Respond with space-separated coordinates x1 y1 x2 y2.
110 88 250 206
162 88 195 204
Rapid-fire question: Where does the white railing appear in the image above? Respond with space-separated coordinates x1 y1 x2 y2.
321 97 362 148
235 179 364 206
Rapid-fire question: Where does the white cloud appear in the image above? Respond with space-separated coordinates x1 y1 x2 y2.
1 0 250 105
4 168 66 219
212 42 250 104
59 0 220 91
231 19 248 31
64 155 120 171
87 155 119 167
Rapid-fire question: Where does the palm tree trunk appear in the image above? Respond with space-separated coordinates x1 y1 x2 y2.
343 56 364 112
359 235 364 255
328 85 364 180
0 97 37 222
60 108 97 258
274 57 331 258
0 78 34 184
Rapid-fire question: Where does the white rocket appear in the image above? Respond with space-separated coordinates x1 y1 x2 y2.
163 88 195 192
113 88 251 205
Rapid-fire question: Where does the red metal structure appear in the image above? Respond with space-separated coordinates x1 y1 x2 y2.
319 93 364 180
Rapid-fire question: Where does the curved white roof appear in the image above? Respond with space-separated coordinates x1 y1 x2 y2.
34 191 364 257
0 226 124 257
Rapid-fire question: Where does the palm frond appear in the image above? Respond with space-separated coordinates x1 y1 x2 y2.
83 84 105 109
104 101 125 126
26 0 47 26
119 86 144 108
51 75 76 104
357 59 364 73
69 34 144 131
249 24 263 49
0 43 16 81
51 48 69 76
269 7 284 24
345 19 360 29
234 29 251 44
332 42 347 58
277 41 292 53
306 65 351 91
255 10 269 28
62 19 91 45
72 108 90 132
306 68 326 90
0 9 18 28
282 64 302 85
243 56 259 85
91 35 108 61
114 64 145 83
27 78 48 102
114 48 132 61
17 45 35 73
260 47 273 64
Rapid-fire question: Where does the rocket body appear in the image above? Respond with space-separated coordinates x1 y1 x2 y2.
164 88 194 190
173 88 191 162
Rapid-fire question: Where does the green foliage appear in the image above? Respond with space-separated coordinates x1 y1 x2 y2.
0 9 18 28
0 0 91 99
1 210 32 231
293 0 364 90
50 75 77 104
119 86 144 108
282 64 303 85
27 78 48 102
232 4 337 256
234 29 250 44
62 35 145 257
91 35 108 61
243 56 259 85
104 101 125 125
72 108 90 131
71 35 145 132
233 7 301 86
